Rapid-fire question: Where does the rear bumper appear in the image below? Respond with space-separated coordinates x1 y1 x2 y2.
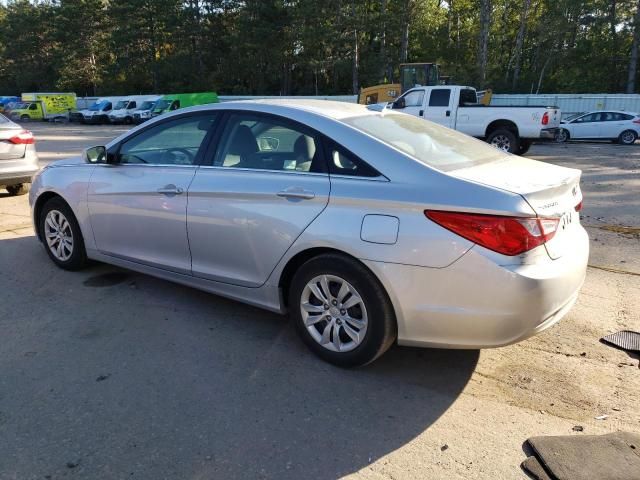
363 225 589 349
539 127 559 140
0 168 38 185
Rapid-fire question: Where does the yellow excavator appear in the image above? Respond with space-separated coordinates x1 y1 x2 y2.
358 62 492 105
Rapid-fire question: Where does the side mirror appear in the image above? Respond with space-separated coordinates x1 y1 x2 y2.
84 145 107 164
392 97 406 109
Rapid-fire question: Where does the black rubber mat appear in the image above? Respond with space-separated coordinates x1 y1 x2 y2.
524 432 640 480
521 455 554 480
601 330 640 353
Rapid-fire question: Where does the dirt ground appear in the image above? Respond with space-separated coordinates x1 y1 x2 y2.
0 124 638 479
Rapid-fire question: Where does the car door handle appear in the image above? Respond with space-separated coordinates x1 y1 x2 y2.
277 188 315 200
446 110 451 117
419 109 424 116
157 184 184 195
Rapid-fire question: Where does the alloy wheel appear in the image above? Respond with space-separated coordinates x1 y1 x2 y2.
300 274 368 352
490 134 511 151
44 209 74 261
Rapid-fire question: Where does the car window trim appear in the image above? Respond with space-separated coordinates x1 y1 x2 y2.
322 137 387 181
201 109 329 174
108 110 222 167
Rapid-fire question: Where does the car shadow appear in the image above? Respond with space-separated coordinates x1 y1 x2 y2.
0 235 479 479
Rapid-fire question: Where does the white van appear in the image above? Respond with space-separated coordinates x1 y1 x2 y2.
79 97 123 124
108 95 161 124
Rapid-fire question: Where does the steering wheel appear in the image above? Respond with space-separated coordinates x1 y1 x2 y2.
163 147 194 165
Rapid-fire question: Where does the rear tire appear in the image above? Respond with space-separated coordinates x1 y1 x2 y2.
618 130 637 145
5 183 30 196
487 129 519 153
39 197 88 271
289 253 397 367
517 139 532 155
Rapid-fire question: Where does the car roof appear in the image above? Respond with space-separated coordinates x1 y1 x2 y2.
581 110 639 115
187 99 380 121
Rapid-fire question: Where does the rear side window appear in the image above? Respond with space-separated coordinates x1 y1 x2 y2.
325 141 380 178
620 113 635 120
459 89 477 106
428 89 451 107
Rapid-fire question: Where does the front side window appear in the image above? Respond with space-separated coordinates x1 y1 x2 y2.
429 89 451 107
575 113 598 123
118 113 217 165
402 90 425 107
214 113 322 173
29 103 38 110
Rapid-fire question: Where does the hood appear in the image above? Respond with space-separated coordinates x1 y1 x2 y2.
47 156 85 168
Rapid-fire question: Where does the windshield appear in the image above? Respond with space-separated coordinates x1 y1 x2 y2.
154 99 171 111
564 112 585 122
13 102 28 110
114 100 128 110
342 113 504 172
89 101 109 111
138 101 155 110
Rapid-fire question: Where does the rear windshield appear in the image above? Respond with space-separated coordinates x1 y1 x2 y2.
342 113 503 171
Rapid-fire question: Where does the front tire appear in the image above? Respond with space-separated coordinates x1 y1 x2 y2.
39 197 88 271
618 129 637 145
289 253 397 367
556 128 570 143
487 129 519 153
20 114 30 122
5 183 30 196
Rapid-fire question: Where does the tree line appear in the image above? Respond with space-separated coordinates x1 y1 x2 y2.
1 0 640 97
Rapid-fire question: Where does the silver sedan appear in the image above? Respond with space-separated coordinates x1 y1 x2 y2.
29 100 589 366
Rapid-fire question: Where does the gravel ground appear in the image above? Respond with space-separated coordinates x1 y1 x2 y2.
0 124 638 479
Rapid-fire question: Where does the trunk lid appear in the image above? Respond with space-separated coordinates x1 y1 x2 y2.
451 155 583 259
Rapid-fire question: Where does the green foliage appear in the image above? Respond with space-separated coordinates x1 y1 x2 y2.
0 0 638 94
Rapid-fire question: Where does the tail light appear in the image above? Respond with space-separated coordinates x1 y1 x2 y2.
575 200 583 212
425 210 559 256
633 118 640 124
541 112 549 125
8 130 34 145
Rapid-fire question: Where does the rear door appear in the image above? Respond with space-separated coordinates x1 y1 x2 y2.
423 87 454 128
187 111 330 287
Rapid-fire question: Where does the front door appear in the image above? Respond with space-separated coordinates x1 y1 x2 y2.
394 89 426 118
87 112 218 274
569 112 600 139
187 112 330 287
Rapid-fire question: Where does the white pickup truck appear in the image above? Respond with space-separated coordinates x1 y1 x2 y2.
389 85 561 155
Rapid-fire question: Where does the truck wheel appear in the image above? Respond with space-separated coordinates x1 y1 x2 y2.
556 128 570 143
5 183 30 196
618 130 637 145
124 116 133 125
487 129 519 153
20 114 30 122
517 140 532 155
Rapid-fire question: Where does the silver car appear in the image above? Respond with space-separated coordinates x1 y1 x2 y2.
29 100 589 366
0 114 38 195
